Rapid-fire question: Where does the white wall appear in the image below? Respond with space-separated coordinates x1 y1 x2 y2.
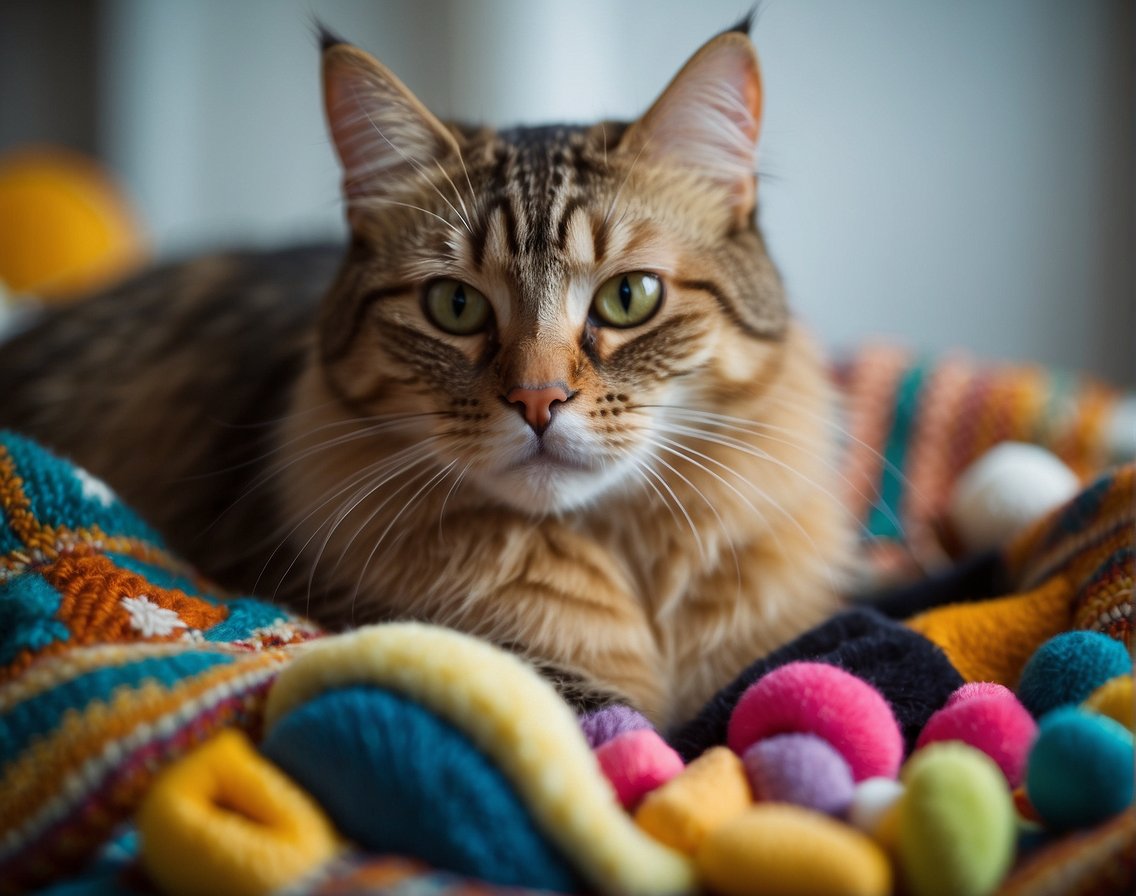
96 0 1134 383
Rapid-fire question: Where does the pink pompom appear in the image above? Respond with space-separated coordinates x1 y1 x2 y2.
727 661 903 781
917 685 1038 787
945 681 1014 708
595 728 685 809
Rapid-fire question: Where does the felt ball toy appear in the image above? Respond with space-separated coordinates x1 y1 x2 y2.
579 705 654 748
1017 631 1132 718
1083 674 1134 730
945 681 1014 707
847 777 905 841
742 733 855 816
697 804 892 896
634 746 752 855
1025 706 1135 832
897 742 1015 896
0 147 146 300
136 729 341 896
948 442 1079 551
916 683 1037 787
727 661 903 781
595 727 685 810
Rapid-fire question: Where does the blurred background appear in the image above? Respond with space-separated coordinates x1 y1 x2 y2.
1 0 1133 382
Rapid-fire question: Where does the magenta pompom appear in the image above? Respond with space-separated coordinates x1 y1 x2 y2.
727 661 903 781
917 684 1037 786
594 728 685 809
945 681 1013 708
742 733 855 815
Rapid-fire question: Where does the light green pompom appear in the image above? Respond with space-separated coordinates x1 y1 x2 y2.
897 742 1015 896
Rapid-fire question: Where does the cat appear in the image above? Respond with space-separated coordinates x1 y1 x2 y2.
0 17 854 727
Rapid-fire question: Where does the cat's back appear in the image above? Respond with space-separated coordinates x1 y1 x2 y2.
0 244 342 584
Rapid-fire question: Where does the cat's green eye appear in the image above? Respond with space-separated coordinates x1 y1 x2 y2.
424 279 491 335
591 272 663 328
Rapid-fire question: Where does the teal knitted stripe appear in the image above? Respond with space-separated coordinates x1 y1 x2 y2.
0 651 233 763
866 363 927 540
1 431 161 546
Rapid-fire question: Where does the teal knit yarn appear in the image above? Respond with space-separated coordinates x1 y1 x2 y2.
1017 631 1132 718
260 686 582 891
0 430 161 548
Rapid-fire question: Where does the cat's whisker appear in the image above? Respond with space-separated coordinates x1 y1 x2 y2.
639 435 745 603
187 410 442 482
204 395 349 433
437 461 473 544
646 405 909 541
645 433 775 535
346 458 459 622
739 394 930 511
348 84 473 236
432 159 474 235
200 413 437 539
636 447 708 564
602 131 653 231
452 140 479 225
647 421 850 594
348 194 465 239
624 454 686 537
252 445 425 601
304 448 440 609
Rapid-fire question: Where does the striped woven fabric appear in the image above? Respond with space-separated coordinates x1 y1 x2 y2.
0 431 321 893
834 346 1126 580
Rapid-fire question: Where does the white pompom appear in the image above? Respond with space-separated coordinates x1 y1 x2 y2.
948 442 1080 551
1105 395 1136 462
847 777 905 838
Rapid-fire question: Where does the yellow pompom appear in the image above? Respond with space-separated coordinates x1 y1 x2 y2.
634 746 752 855
137 729 341 896
697 804 892 896
0 147 146 300
1084 675 1134 730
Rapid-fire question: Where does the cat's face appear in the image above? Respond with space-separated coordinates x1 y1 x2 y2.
316 27 788 515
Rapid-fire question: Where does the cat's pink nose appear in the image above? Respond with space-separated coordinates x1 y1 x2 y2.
506 385 570 435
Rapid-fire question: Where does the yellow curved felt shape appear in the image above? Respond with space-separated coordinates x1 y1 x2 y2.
1084 675 1134 730
137 729 340 896
265 622 696 896
634 746 752 855
696 804 892 896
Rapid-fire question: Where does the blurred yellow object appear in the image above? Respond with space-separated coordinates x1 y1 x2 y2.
0 146 146 301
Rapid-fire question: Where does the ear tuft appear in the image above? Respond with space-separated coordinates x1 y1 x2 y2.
314 20 348 53
726 4 759 37
622 31 763 220
322 43 458 199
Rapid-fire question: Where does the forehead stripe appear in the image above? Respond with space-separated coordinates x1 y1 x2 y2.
675 278 785 341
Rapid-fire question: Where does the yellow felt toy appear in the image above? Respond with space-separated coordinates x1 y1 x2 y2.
136 729 341 896
0 147 146 301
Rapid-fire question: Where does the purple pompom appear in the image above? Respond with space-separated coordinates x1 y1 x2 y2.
743 733 855 816
579 705 653 749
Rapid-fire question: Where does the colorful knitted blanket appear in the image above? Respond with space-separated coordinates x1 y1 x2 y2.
1 348 1133 896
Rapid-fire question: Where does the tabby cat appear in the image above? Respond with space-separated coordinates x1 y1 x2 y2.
0 19 853 726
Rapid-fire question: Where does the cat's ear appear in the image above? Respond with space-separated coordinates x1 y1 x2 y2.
321 35 459 198
621 29 763 223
